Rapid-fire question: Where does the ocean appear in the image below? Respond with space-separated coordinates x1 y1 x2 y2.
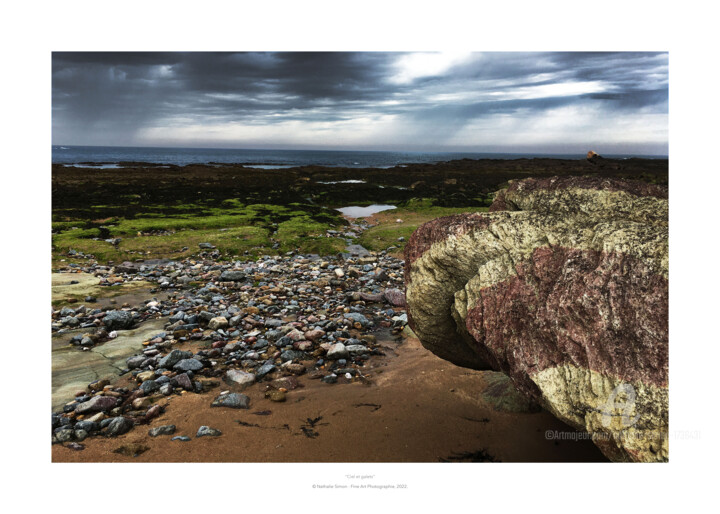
52 146 666 169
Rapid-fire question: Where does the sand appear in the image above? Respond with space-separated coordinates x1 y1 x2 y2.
52 336 607 463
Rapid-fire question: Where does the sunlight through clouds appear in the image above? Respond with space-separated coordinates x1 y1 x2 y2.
389 52 475 84
53 52 668 154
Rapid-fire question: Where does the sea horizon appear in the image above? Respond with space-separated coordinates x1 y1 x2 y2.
52 144 668 168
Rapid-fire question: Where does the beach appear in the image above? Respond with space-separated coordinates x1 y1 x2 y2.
51 157 666 462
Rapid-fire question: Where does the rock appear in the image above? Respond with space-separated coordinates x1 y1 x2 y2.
74 395 118 414
126 355 146 369
220 270 246 281
586 150 603 162
293 341 313 351
169 311 186 322
116 261 140 273
212 392 250 409
345 244 370 257
132 397 154 409
265 390 286 402
271 376 300 390
56 429 74 442
383 288 406 307
280 350 305 362
304 329 325 341
86 412 105 423
136 370 156 382
158 349 192 369
103 310 135 330
404 176 668 462
74 420 98 433
255 363 276 380
174 359 203 372
284 363 306 375
345 344 369 355
359 292 383 302
149 425 176 437
174 373 193 390
334 268 345 278
139 379 160 394
105 417 134 437
224 370 255 390
327 343 349 360
285 328 305 341
343 312 369 327
198 242 215 249
197 426 222 437
145 405 162 422
322 374 338 384
171 436 191 442
208 317 229 330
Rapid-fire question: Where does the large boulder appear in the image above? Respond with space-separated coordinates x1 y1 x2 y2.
404 177 668 462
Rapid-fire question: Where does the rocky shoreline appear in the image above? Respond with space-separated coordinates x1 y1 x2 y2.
51 159 669 462
52 219 411 450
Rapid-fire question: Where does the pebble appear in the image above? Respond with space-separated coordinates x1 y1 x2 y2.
255 363 276 380
171 436 191 442
105 417 134 437
265 390 286 402
197 426 222 437
103 310 136 330
327 343 349 360
224 369 256 390
52 239 410 447
149 425 177 437
211 392 250 409
173 359 204 372
74 395 118 414
139 379 160 394
158 349 192 369
56 429 74 443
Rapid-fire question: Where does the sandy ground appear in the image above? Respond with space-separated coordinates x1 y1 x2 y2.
52 335 607 463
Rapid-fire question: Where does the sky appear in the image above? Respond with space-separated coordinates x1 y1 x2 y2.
52 52 668 155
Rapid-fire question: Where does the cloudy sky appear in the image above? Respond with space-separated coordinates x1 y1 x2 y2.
52 52 668 154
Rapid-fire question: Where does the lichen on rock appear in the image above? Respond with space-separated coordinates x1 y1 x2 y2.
404 176 668 462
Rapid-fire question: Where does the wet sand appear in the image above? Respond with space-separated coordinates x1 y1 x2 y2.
53 336 607 463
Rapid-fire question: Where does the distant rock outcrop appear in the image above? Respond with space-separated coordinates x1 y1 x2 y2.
404 176 668 462
586 150 603 163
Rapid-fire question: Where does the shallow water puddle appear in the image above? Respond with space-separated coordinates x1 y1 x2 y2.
336 204 396 218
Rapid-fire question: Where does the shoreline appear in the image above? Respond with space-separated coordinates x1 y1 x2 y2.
53 334 607 463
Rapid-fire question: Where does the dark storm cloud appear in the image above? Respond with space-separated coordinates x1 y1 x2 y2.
52 51 668 150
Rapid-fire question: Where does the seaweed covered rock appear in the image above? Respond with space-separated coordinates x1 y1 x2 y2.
404 176 668 462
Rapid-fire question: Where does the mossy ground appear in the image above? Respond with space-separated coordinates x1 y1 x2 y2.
52 194 491 265
52 159 666 266
52 201 349 266
358 199 490 256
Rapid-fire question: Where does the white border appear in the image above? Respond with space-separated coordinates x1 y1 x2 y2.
2 0 717 511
